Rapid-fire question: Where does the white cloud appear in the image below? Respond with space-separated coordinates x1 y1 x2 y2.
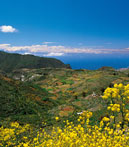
0 43 129 55
43 52 64 56
43 42 55 45
0 44 10 49
23 52 31 55
0 25 17 33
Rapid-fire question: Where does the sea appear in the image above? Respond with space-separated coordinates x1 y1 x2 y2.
57 54 129 70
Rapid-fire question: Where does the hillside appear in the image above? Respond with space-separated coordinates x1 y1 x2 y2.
0 51 70 72
0 74 59 126
0 66 129 147
1 67 129 126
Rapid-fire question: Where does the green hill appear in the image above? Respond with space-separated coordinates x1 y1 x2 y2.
0 51 70 72
0 74 58 125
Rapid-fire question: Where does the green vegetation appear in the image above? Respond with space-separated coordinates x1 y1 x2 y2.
0 51 70 72
0 66 129 130
0 74 57 126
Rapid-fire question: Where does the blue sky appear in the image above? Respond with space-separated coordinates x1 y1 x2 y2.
0 0 129 58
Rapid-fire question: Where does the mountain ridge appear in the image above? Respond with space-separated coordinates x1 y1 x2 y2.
0 51 70 72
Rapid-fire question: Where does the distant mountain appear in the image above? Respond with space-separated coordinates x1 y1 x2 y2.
0 51 71 72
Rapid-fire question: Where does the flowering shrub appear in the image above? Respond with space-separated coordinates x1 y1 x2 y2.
0 83 129 147
0 122 33 146
102 83 129 128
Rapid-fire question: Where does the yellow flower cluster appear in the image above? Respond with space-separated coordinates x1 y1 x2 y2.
81 110 93 118
102 83 129 100
102 83 129 99
102 116 110 122
114 83 124 89
10 122 19 128
102 87 120 99
32 121 129 147
99 117 110 128
78 111 92 125
102 83 129 127
0 116 129 147
107 104 120 112
0 122 32 147
125 113 129 122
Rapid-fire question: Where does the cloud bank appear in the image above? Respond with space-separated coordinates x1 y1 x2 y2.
0 25 17 33
0 43 129 56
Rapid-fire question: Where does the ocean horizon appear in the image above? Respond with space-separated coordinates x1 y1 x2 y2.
58 55 129 70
